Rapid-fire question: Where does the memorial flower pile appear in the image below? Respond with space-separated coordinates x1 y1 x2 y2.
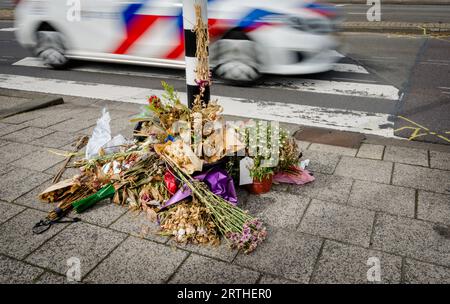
35 81 314 254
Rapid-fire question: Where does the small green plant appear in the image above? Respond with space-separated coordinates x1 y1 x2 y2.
249 157 274 182
225 156 240 184
161 81 181 106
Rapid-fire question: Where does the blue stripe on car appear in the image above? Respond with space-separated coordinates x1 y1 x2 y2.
237 9 278 28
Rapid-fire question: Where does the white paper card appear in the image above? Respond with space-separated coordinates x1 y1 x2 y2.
300 159 310 170
239 157 254 185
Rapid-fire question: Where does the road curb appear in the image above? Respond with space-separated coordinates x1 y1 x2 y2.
0 96 64 119
341 27 450 34
286 122 450 151
340 22 450 34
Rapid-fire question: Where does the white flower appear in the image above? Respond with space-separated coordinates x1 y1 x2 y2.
197 227 206 235
186 227 195 235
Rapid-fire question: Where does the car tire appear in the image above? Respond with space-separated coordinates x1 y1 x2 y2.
35 31 68 69
212 31 262 86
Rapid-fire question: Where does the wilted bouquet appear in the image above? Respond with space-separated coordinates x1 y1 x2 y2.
161 154 267 254
159 200 220 245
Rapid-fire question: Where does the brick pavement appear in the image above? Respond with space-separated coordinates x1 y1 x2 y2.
0 92 449 284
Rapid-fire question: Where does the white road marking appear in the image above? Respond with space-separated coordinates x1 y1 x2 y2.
330 50 346 58
358 57 398 62
427 59 450 63
13 57 185 80
13 57 50 68
332 63 369 74
439 86 450 95
219 98 394 138
80 66 185 80
0 27 17 32
371 56 398 59
421 62 449 66
13 57 393 100
16 57 370 77
0 73 395 137
261 78 399 100
332 77 377 83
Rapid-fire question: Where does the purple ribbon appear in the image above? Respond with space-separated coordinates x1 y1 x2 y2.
161 167 238 210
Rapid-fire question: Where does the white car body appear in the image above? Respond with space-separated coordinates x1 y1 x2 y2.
14 0 342 75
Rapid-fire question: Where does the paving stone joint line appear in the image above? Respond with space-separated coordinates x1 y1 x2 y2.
308 239 327 284
82 234 130 282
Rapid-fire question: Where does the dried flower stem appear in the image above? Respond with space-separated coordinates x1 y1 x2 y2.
160 154 266 254
194 4 210 85
192 4 211 107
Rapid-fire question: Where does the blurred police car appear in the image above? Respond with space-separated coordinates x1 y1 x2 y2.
14 0 342 84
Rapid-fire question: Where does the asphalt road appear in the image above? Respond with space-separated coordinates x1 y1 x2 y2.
394 38 450 143
2 1 450 23
0 0 12 9
0 19 449 144
341 3 450 23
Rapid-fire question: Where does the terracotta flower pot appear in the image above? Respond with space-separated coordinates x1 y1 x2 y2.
246 175 273 194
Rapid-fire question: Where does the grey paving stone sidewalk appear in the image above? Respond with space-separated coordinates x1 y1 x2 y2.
0 93 450 284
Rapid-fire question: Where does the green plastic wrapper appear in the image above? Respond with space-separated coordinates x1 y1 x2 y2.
72 184 115 213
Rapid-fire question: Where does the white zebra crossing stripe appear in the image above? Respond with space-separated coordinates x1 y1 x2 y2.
0 73 395 137
219 98 394 138
13 57 57 68
14 57 370 81
330 50 346 58
16 57 370 75
332 63 369 74
261 78 399 100
13 57 398 100
12 57 184 80
0 27 17 32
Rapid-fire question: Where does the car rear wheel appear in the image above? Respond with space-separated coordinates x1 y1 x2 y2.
212 31 262 86
35 31 68 69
